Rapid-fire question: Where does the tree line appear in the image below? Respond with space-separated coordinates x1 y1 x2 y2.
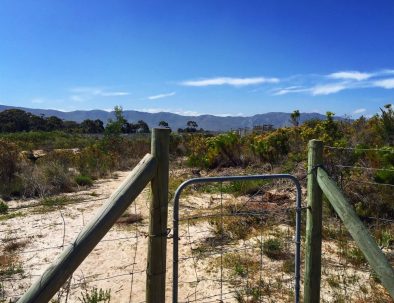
0 107 150 134
0 106 206 134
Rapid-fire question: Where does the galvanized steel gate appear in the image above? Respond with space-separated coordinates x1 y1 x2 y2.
172 174 302 303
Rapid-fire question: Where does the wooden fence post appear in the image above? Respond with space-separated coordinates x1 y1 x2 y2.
146 127 171 303
317 167 394 299
17 154 157 303
304 139 323 303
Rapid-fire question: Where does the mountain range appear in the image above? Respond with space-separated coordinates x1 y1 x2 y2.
0 104 341 131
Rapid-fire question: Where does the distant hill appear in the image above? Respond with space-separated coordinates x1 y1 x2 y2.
0 104 344 131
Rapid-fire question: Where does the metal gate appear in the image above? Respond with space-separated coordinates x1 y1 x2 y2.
172 174 302 303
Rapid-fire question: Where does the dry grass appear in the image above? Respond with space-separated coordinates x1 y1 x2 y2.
116 213 143 224
4 239 28 253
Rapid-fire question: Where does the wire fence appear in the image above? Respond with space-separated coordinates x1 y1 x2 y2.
173 176 305 303
320 146 394 302
2 145 393 302
0 172 151 303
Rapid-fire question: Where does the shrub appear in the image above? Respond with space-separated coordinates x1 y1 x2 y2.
263 238 284 260
340 246 366 266
77 144 113 179
0 139 19 184
75 175 93 187
0 201 8 214
78 287 111 303
41 196 72 207
207 132 244 167
186 134 211 168
251 128 292 164
39 160 75 193
17 160 74 198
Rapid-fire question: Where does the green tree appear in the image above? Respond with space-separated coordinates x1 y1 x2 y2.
81 119 104 133
29 114 47 131
380 104 394 145
186 120 198 133
105 105 126 135
0 109 31 132
158 120 169 127
289 110 300 127
136 120 150 133
46 116 64 131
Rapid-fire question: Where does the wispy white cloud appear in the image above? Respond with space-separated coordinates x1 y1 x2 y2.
353 108 367 114
181 77 279 87
273 83 348 96
273 86 308 96
328 71 372 81
69 86 130 101
373 78 394 89
148 92 176 100
310 83 347 95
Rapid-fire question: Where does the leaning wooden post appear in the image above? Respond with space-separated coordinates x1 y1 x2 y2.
146 127 171 303
317 167 394 299
304 139 323 303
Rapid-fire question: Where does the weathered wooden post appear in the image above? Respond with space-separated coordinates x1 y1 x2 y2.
146 127 171 303
17 154 157 303
317 167 394 299
304 139 323 303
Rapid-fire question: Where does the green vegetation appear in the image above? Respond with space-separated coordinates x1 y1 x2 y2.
0 262 24 278
263 238 285 260
0 211 24 221
0 201 8 214
41 196 75 208
75 175 93 187
0 104 393 302
78 288 111 303
0 107 150 135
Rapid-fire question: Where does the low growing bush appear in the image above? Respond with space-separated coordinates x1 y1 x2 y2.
75 175 93 187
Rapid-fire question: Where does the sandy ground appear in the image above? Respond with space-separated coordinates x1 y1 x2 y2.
1 171 241 303
0 170 391 303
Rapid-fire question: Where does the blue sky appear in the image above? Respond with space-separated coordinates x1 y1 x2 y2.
1 0 394 117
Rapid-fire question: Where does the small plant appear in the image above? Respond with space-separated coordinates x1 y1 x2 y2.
340 246 366 266
89 191 99 197
281 258 295 274
327 274 341 289
41 196 75 208
0 211 24 221
78 287 111 303
0 201 8 214
222 253 260 279
376 229 394 248
75 175 93 187
0 262 24 277
0 282 5 301
4 240 28 252
263 238 284 260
